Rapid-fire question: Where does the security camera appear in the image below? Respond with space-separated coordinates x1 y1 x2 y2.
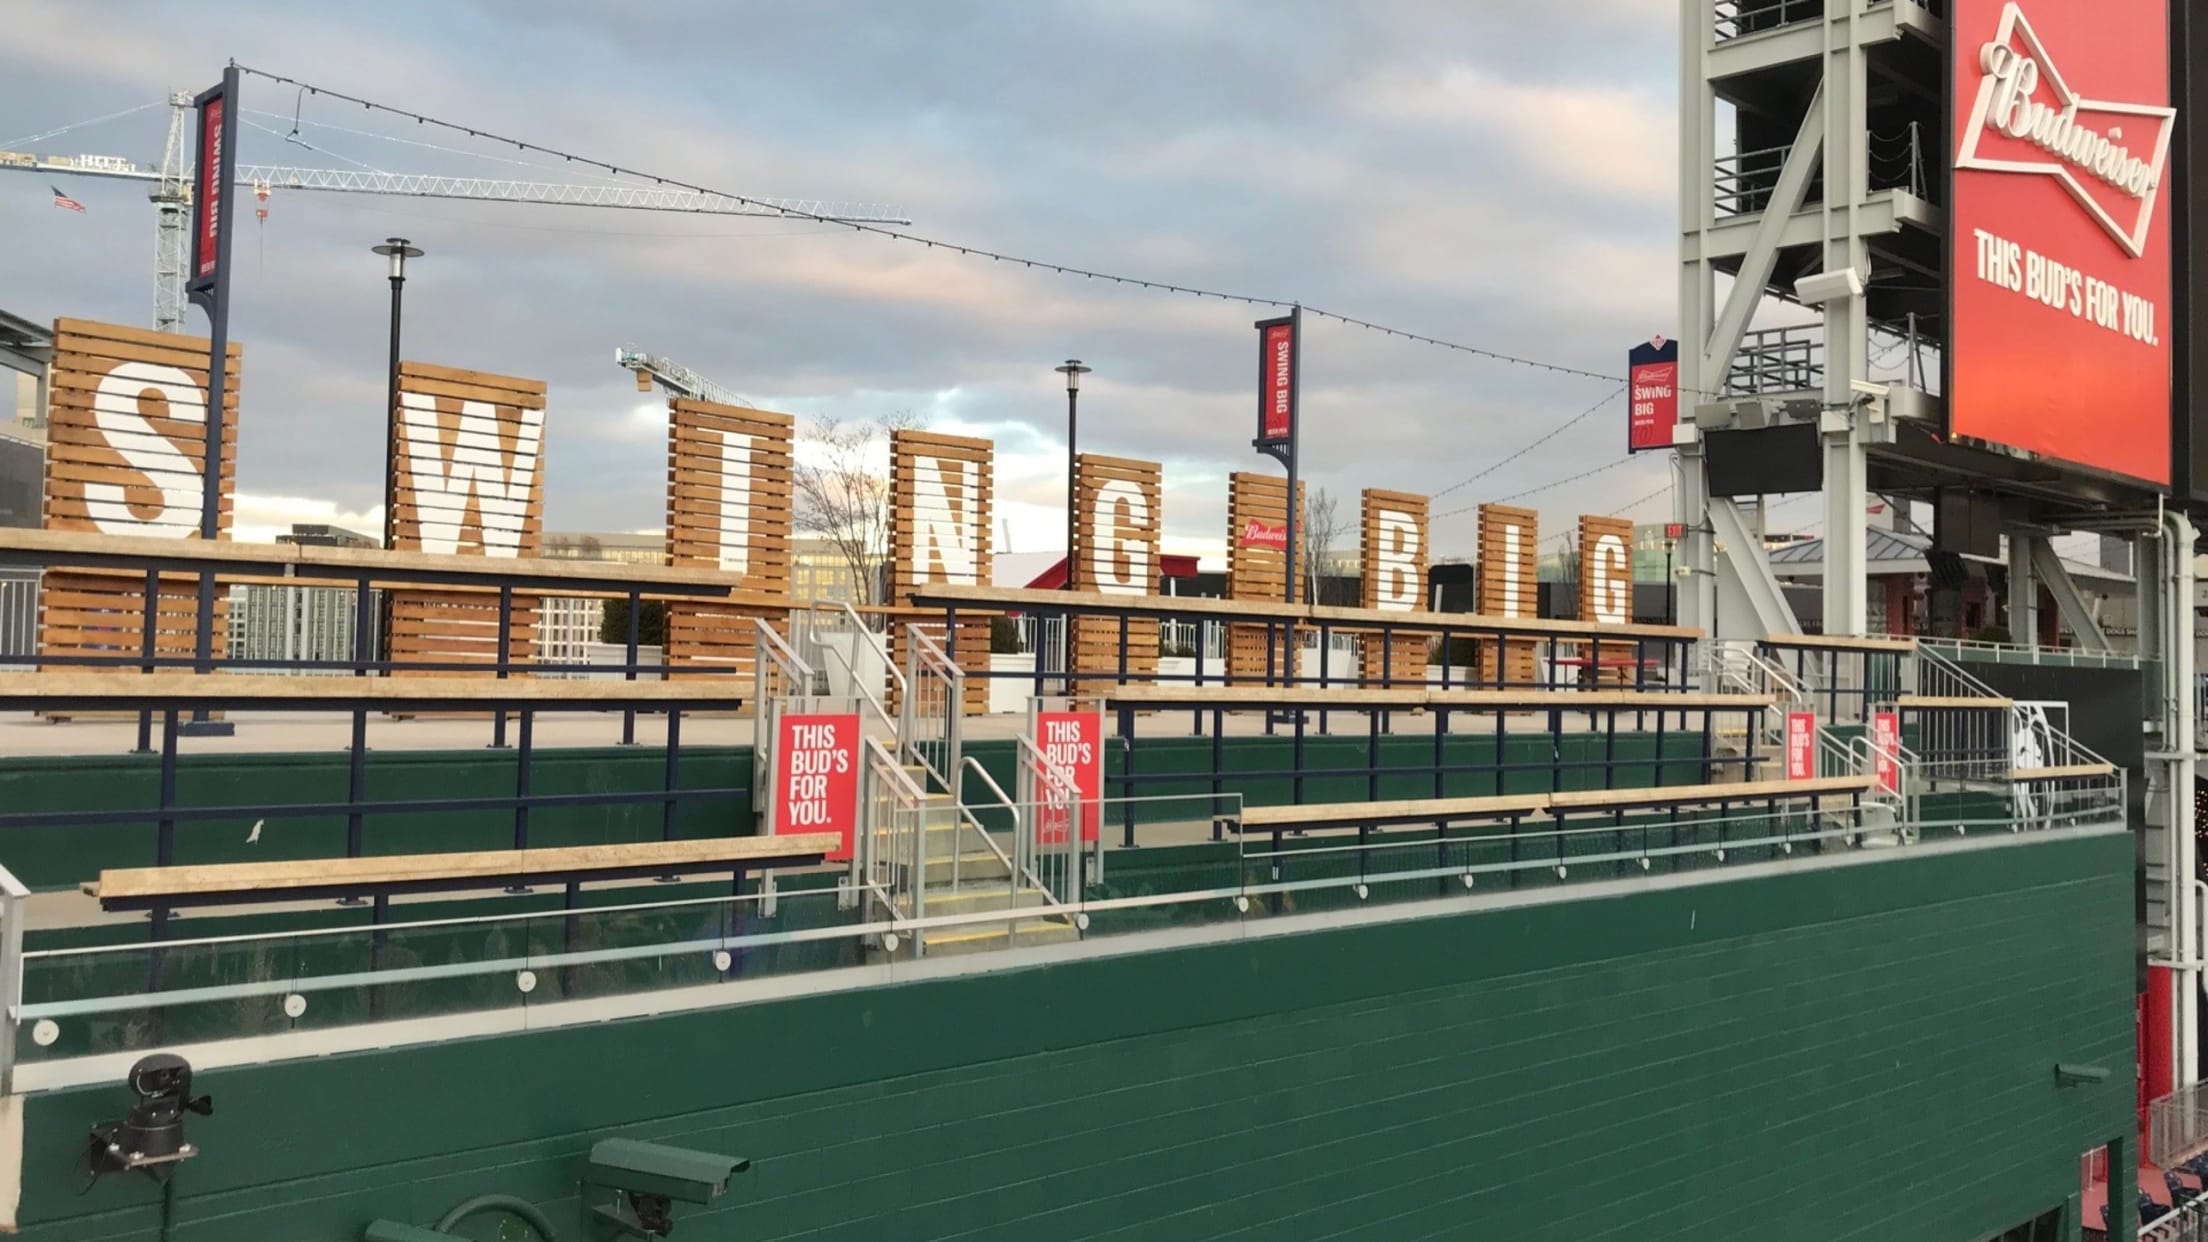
583 1139 749 1239
1794 267 1865 306
86 1054 213 1184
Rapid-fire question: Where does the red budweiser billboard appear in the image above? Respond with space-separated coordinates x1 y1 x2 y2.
1950 0 2176 486
1627 336 1679 453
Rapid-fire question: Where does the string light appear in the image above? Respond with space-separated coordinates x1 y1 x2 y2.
229 63 1703 395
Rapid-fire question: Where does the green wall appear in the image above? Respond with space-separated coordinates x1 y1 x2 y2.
0 732 1716 891
13 829 2134 1241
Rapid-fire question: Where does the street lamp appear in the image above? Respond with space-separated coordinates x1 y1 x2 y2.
1055 359 1091 593
371 239 422 547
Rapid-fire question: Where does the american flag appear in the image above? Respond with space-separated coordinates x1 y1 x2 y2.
50 186 84 213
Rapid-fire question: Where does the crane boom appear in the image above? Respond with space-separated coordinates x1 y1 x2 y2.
6 91 912 333
616 348 753 409
0 152 911 223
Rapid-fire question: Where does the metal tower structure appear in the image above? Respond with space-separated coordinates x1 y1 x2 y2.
151 92 193 334
4 94 911 334
1677 0 2198 1102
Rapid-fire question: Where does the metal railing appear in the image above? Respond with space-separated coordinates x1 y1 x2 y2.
900 623 964 795
1714 0 1824 43
1923 636 2147 672
2151 1085 2208 1168
798 602 902 735
0 786 2124 1072
858 736 928 936
751 620 816 840
1015 736 1088 908
0 570 33 659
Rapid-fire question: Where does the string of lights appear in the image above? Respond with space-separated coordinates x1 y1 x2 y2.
1429 386 1625 501
1432 456 1639 520
230 63 1693 394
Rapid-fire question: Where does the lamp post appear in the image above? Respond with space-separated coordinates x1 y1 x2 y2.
371 238 423 543
1055 360 1091 593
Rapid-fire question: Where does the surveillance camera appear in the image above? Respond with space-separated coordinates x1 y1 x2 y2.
87 1053 213 1184
1794 267 1865 306
584 1139 749 1239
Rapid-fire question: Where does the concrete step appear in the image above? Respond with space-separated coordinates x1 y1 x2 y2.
926 883 1057 915
925 850 1012 885
924 916 1081 957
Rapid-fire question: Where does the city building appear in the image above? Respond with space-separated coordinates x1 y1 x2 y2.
223 525 383 668
539 532 665 665
0 421 40 531
791 535 867 604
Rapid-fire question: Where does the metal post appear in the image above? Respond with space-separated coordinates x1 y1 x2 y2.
181 67 241 739
1284 305 1301 606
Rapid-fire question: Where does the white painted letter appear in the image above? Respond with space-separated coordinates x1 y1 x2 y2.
84 361 204 536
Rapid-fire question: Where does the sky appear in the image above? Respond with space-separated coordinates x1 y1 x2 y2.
0 0 1688 564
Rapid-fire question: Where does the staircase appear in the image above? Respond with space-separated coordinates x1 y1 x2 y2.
824 615 1076 958
1707 640 1906 841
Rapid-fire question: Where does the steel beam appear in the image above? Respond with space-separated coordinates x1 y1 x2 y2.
2024 535 2110 651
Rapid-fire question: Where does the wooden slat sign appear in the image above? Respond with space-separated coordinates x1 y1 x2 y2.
663 398 794 676
1577 516 1635 627
389 361 546 558
42 318 240 538
1476 503 1538 686
1361 489 1428 685
888 430 993 713
40 318 242 686
1226 472 1303 682
1073 454 1162 686
385 361 549 686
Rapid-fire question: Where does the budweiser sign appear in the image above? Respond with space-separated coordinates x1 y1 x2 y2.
1957 1 2175 258
1240 520 1287 550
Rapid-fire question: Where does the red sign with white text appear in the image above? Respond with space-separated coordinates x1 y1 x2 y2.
775 713 860 861
1872 711 1902 794
1627 336 1679 452
193 93 225 282
1239 520 1287 550
1033 711 1103 845
1950 0 2174 485
1785 712 1817 781
1257 317 1295 444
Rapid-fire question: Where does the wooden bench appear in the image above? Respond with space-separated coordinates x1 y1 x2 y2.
84 832 840 911
1896 694 2014 709
2007 763 2118 782
1105 685 1774 711
0 672 746 713
1219 776 1876 838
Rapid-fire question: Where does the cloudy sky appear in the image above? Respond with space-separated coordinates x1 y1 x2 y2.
0 0 1686 563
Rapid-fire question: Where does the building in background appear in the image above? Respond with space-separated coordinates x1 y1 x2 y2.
791 536 866 604
223 525 383 668
0 422 40 532
540 532 664 665
278 524 376 548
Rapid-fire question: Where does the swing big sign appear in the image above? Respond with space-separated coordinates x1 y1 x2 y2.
1949 0 2175 486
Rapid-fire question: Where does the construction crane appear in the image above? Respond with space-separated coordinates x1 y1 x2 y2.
617 347 753 408
4 94 911 333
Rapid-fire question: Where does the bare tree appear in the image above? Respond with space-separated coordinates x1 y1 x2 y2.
1302 487 1354 605
793 411 914 606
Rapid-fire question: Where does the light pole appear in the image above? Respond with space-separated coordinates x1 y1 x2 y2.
1055 360 1091 593
371 238 423 545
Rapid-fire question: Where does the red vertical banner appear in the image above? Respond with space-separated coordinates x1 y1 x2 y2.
1256 316 1295 445
1872 711 1902 794
192 94 226 283
1785 712 1817 781
1034 710 1103 845
1626 336 1679 452
775 713 861 861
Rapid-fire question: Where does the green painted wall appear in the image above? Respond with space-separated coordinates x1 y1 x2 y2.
0 732 1715 891
13 830 2134 1241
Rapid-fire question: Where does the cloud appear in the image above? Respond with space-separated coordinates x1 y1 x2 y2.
1346 62 1675 202
0 0 1680 554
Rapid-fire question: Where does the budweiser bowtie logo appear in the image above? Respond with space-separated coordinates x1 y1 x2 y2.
1240 520 1287 550
1957 1 2176 258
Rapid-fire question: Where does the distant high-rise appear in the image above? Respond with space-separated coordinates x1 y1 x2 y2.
277 524 378 549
